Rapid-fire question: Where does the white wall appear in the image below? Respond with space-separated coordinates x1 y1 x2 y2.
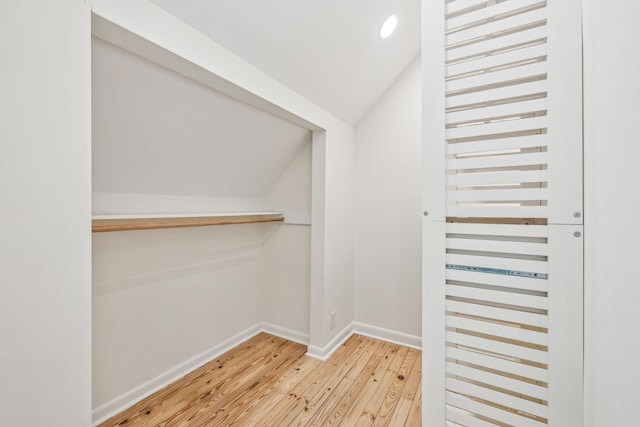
92 224 264 408
265 142 313 224
261 225 311 335
354 57 422 337
0 1 92 426
583 1 640 424
262 143 312 335
92 36 311 214
320 124 356 340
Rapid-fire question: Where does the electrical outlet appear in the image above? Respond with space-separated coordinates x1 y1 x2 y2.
329 311 336 330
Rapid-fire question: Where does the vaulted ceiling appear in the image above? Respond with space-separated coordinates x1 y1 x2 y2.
148 0 422 125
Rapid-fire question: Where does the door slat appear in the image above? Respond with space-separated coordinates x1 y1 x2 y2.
446 377 547 417
446 284 548 310
447 25 547 62
447 0 545 31
446 391 547 426
446 299 548 328
447 8 547 47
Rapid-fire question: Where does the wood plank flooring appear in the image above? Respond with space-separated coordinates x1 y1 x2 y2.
99 333 422 426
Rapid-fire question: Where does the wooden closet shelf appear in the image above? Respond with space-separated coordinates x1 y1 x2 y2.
92 213 285 232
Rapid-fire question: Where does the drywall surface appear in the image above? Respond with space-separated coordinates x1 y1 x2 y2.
0 1 92 425
92 36 311 207
354 57 422 337
260 143 312 334
320 124 356 343
92 225 264 408
265 142 313 224
260 224 311 336
583 1 640 424
89 0 356 351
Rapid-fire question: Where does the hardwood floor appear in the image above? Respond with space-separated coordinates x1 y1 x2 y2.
99 333 422 426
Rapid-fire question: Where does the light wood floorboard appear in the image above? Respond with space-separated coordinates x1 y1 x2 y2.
99 333 422 426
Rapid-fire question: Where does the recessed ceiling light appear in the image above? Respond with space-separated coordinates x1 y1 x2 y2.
379 15 398 40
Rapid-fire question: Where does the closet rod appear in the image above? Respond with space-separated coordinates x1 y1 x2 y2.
92 213 285 232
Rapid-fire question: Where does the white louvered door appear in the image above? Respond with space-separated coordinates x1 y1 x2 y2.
423 0 583 426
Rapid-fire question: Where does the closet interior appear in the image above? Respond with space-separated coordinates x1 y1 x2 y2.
91 32 313 411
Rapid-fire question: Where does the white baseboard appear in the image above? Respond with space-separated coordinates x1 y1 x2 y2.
92 323 263 426
352 322 422 350
305 322 422 361
260 322 309 346
305 323 355 361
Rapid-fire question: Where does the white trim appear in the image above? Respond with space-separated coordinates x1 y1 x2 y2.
547 225 584 427
306 322 423 361
422 221 447 427
422 0 446 222
422 0 449 413
351 322 422 350
305 323 355 361
547 0 583 225
260 322 310 346
91 324 262 425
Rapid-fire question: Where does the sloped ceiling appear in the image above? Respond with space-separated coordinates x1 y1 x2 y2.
148 0 422 125
92 37 311 199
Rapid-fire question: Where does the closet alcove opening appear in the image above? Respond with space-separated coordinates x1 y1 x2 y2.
90 13 326 419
